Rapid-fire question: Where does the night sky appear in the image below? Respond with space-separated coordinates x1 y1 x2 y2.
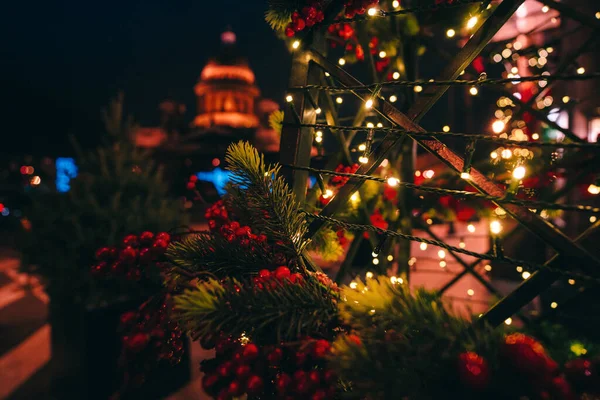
3 0 291 156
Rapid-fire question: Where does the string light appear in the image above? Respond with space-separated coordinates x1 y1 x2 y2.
577 67 585 74
315 107 322 114
387 255 393 261
336 97 343 104
516 266 523 273
532 133 540 140
366 122 374 128
414 85 423 93
502 48 512 58
469 87 479 96
366 271 374 279
350 281 358 289
426 218 433 225
459 241 466 249
438 250 446 259
522 271 531 279
316 130 323 137
423 170 435 179
446 29 456 38
505 318 512 325
392 0 400 8
541 5 549 12
512 166 526 180
490 220 503 235
466 16 478 30
367 7 378 16
550 302 558 309
387 177 399 187
389 95 397 102
467 289 474 296
292 40 300 49
568 279 575 285
392 71 400 79
376 122 383 128
372 258 380 265
315 136 323 143
338 58 346 66
442 125 450 132
439 260 447 268
359 156 369 164
467 224 476 233
460 172 471 180
591 216 598 223
562 96 570 104
378 51 387 58
322 189 334 198
286 95 293 103
484 264 492 272
420 243 427 251
501 149 513 159
358 143 367 151
365 99 374 109
350 192 359 203
490 151 498 159
492 120 505 133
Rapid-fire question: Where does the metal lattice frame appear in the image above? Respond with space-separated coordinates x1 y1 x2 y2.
280 0 600 326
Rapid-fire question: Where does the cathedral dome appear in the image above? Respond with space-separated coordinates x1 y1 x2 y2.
193 30 260 129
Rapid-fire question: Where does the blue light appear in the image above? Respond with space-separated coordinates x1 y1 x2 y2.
196 167 233 196
56 157 78 193
1 207 9 217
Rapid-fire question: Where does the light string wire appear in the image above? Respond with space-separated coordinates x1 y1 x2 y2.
303 212 600 285
331 0 487 24
285 164 600 213
285 123 600 150
288 73 600 93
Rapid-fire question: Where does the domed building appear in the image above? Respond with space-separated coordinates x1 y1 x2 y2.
133 29 280 199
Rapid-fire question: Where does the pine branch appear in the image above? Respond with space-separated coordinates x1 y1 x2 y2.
166 233 275 277
307 226 345 262
175 276 339 344
265 0 298 31
225 141 309 259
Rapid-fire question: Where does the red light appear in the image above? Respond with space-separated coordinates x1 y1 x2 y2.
0 203 4 212
20 166 27 174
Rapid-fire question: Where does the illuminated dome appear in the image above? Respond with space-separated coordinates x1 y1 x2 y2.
193 30 260 129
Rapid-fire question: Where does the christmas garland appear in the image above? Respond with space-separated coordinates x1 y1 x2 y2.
92 142 599 399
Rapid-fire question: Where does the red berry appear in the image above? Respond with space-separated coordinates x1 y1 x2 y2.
235 364 251 380
295 350 308 366
290 273 304 284
139 231 155 246
274 266 291 280
258 269 271 278
186 181 196 190
242 343 260 361
267 348 283 365
308 370 321 386
201 374 219 395
90 262 107 277
312 389 327 400
110 261 124 274
155 232 171 242
122 234 139 247
323 369 337 384
276 373 292 395
312 339 331 358
120 311 137 327
124 333 149 353
95 247 113 261
119 246 138 264
293 18 306 31
152 238 169 255
457 352 490 391
217 361 234 377
246 375 264 395
228 380 244 397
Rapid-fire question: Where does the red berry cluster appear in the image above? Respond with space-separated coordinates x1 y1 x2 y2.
201 337 337 400
253 266 304 289
91 231 171 281
330 163 359 187
205 200 230 231
186 174 198 191
457 352 490 391
336 229 350 246
363 210 388 239
285 2 325 37
343 0 379 18
118 296 184 389
219 221 268 249
501 333 575 399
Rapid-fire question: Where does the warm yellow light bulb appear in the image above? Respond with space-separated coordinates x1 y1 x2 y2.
392 71 400 79
315 107 322 114
414 85 423 93
292 40 300 49
367 7 378 16
387 177 399 187
387 255 393 261
358 143 367 151
562 96 570 103
338 58 346 66
577 67 585 74
366 122 374 128
285 95 293 103
359 156 369 164
336 97 343 104
512 166 526 180
466 16 478 29
392 0 400 8
420 243 427 251
379 51 387 58
522 271 531 279
505 317 513 325
389 95 397 102
438 250 446 259
588 184 600 195
484 264 492 272
446 29 456 38
323 189 333 198
467 224 476 233
315 136 323 143
316 130 323 137
467 289 474 296
490 220 503 235
469 87 479 96
372 258 379 265
365 99 374 109
490 151 498 159
492 120 505 133
550 302 558 309
366 271 374 279
442 125 450 132
460 172 470 180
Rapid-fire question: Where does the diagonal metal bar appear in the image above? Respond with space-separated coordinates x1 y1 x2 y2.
479 220 600 327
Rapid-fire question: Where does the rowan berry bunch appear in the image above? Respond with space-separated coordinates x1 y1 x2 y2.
285 1 326 37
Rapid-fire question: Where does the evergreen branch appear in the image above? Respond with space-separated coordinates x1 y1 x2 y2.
175 276 339 344
166 233 275 277
307 226 345 262
225 141 309 259
265 0 298 31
